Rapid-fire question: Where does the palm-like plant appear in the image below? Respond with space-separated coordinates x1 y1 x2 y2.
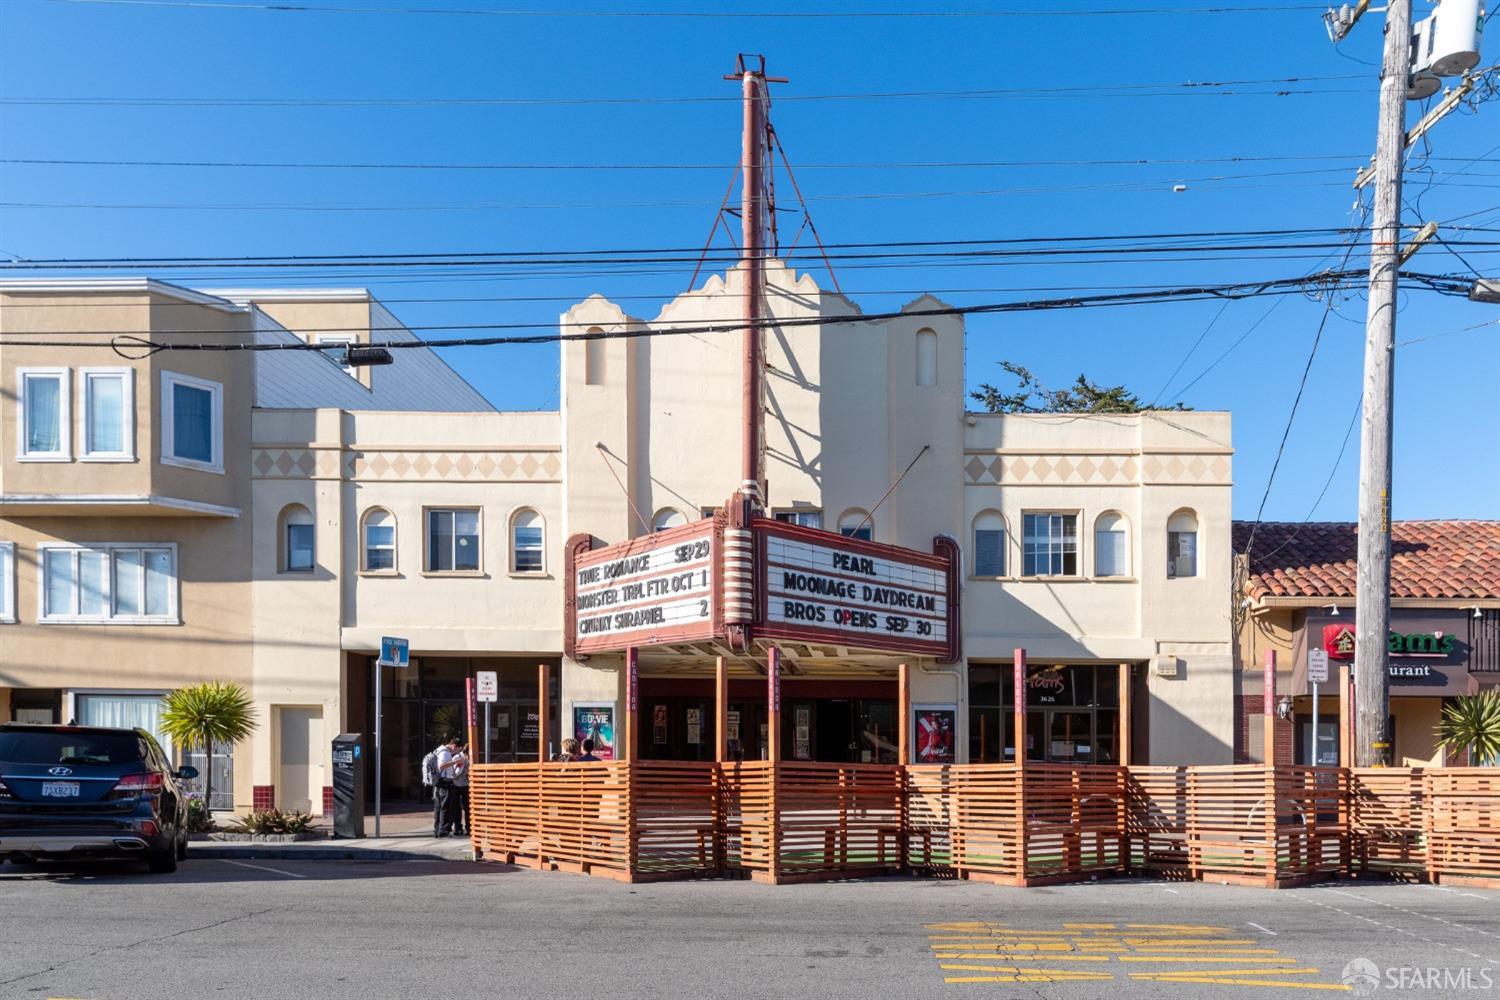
1437 692 1500 767
160 682 257 814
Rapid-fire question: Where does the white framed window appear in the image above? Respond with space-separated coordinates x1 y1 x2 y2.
0 542 15 623
18 367 70 461
511 509 544 574
838 509 873 541
425 508 480 573
39 543 178 624
362 508 396 572
1168 509 1199 579
72 691 167 748
773 509 823 529
161 371 224 474
80 367 135 461
1022 512 1079 577
314 334 358 377
973 510 1006 577
280 505 315 573
1094 512 1129 578
651 508 687 533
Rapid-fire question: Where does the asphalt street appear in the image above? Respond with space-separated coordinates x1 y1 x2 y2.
2 858 1497 999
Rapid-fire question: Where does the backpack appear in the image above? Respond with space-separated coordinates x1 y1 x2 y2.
421 748 440 787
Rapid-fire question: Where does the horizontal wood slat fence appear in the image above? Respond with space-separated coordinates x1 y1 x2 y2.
469 761 1499 889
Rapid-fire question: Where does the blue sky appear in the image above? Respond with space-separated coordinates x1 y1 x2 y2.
1 0 1496 521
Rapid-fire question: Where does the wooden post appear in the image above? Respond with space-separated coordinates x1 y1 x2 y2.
767 646 781 763
625 647 639 763
897 663 911 765
1013 648 1027 764
1118 663 1133 767
715 656 729 763
1014 648 1028 883
1263 649 1278 768
766 645 782 883
538 662 551 763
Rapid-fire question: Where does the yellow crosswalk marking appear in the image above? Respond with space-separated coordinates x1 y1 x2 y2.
933 953 1109 962
1118 956 1301 964
1125 923 1231 931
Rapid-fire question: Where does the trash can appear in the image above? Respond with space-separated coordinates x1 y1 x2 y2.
331 733 365 839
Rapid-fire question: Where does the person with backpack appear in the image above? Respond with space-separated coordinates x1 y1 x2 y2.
423 737 464 837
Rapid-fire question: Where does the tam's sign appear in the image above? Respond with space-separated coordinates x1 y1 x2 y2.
757 518 952 657
1323 623 1461 661
568 520 718 655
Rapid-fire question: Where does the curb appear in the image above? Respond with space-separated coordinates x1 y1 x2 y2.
190 845 474 862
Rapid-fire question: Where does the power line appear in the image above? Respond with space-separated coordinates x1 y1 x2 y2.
11 237 1497 271
19 0 1337 20
0 78 1371 109
0 270 1467 346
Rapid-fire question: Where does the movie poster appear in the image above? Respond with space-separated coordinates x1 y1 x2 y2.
913 705 957 765
573 703 616 761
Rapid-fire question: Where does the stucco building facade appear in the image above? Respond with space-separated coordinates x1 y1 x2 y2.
0 265 1237 816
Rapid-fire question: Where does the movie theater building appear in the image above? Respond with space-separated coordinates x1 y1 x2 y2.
1233 520 1500 767
553 263 1236 767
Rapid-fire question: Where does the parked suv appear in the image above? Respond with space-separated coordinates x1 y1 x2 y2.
0 724 196 873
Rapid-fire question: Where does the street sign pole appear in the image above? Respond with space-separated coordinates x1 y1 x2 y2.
1308 649 1330 766
374 659 381 838
375 636 410 840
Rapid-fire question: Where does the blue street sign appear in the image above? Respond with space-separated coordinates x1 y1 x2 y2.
379 636 410 669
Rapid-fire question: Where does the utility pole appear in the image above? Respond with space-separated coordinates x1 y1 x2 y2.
1354 0 1412 767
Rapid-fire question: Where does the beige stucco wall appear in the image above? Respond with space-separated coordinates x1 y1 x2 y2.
963 411 1236 764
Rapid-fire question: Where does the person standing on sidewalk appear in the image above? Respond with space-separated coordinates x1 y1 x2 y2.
431 737 463 837
451 743 471 837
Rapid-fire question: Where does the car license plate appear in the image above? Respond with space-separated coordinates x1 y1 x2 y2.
41 781 80 798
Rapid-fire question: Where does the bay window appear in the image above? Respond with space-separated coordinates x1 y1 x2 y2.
81 368 134 460
161 371 223 473
40 544 178 623
18 368 69 461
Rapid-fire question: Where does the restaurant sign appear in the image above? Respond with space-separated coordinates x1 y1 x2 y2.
1306 611 1473 697
757 518 953 657
568 519 718 655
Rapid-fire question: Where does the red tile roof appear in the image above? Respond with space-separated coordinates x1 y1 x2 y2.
1233 520 1500 602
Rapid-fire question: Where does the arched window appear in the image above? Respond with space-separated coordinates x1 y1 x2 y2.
1167 509 1199 579
652 508 687 533
511 509 544 574
1094 511 1128 577
362 508 396 572
585 328 606 385
972 510 1006 577
279 504 314 574
838 509 873 541
915 328 938 387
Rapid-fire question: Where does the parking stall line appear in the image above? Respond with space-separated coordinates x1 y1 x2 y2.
217 859 308 879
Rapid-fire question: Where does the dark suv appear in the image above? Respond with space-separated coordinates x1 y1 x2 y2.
0 724 197 873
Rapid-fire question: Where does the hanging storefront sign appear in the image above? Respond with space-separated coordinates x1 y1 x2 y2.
913 705 957 765
573 702 616 761
1304 611 1474 697
756 518 953 657
652 704 668 745
794 705 812 760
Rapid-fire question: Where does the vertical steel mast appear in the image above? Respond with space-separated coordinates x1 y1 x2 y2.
726 55 784 508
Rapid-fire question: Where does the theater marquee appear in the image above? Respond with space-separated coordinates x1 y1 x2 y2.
564 514 958 661
567 519 719 655
756 518 954 658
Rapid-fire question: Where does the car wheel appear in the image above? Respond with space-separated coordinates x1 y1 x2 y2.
147 846 178 874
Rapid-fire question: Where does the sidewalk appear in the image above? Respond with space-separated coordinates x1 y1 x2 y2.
191 801 474 861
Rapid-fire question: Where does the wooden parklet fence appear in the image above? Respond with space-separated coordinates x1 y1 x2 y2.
468 760 1500 889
